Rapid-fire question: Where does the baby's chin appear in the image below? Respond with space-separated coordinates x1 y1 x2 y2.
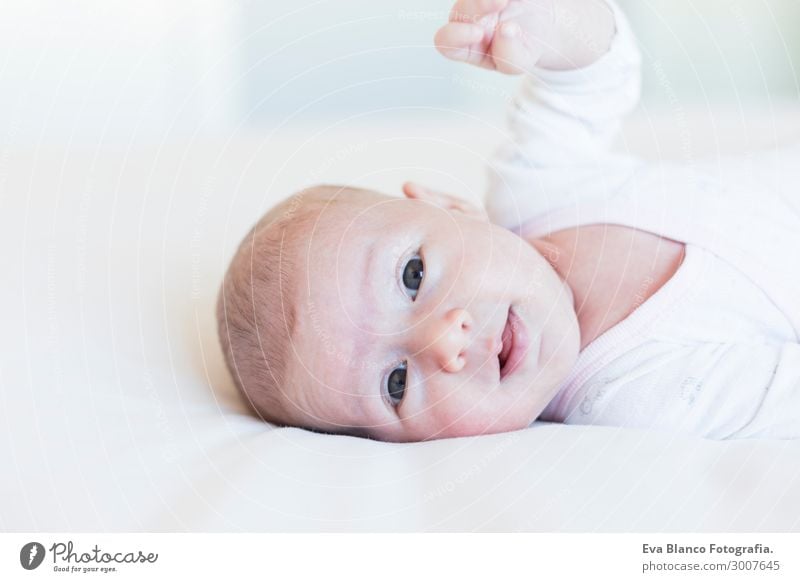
516 303 580 414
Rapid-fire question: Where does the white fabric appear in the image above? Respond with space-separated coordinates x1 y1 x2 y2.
487 0 800 440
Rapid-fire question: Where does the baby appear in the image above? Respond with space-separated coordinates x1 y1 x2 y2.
217 0 800 442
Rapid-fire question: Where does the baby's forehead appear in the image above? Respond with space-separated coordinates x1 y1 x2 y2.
298 186 391 210
300 192 405 244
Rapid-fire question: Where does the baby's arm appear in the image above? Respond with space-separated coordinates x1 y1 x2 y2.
436 0 643 232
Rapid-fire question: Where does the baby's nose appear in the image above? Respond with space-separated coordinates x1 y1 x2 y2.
417 308 473 373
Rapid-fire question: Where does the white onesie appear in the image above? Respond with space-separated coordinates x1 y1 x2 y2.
485 0 800 439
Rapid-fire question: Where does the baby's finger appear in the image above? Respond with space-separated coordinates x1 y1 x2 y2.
434 22 484 58
449 0 508 25
489 21 534 75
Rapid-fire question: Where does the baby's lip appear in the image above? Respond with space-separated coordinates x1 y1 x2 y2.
493 312 505 356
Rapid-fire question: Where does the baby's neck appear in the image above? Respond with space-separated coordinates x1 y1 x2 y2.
527 225 686 351
528 235 576 306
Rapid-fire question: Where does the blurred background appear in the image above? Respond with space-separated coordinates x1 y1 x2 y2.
2 0 799 145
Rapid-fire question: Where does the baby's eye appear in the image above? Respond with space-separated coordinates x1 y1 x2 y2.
402 254 424 300
386 362 407 406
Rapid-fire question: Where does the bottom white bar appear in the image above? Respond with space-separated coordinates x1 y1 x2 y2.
2 533 797 581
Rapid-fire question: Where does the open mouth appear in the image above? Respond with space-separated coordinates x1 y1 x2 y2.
498 307 529 381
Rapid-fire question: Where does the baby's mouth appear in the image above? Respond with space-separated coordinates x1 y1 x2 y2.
498 306 532 381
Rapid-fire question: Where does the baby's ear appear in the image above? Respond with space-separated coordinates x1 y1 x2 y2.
402 181 488 221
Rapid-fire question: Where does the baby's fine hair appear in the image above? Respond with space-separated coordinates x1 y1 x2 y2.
215 184 371 428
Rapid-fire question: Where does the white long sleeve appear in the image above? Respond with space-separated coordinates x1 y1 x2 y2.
485 0 643 234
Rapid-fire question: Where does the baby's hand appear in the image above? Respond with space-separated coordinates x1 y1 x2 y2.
434 0 615 74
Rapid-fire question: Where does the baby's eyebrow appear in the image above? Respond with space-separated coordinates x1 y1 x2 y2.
362 240 380 291
352 240 381 364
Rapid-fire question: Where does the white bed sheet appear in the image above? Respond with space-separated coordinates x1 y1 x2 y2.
3 108 800 531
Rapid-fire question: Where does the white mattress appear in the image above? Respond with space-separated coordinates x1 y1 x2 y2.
3 108 800 531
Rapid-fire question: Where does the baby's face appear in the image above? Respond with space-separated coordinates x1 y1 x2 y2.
286 187 579 441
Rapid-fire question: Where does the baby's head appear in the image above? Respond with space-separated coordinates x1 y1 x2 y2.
216 183 580 442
